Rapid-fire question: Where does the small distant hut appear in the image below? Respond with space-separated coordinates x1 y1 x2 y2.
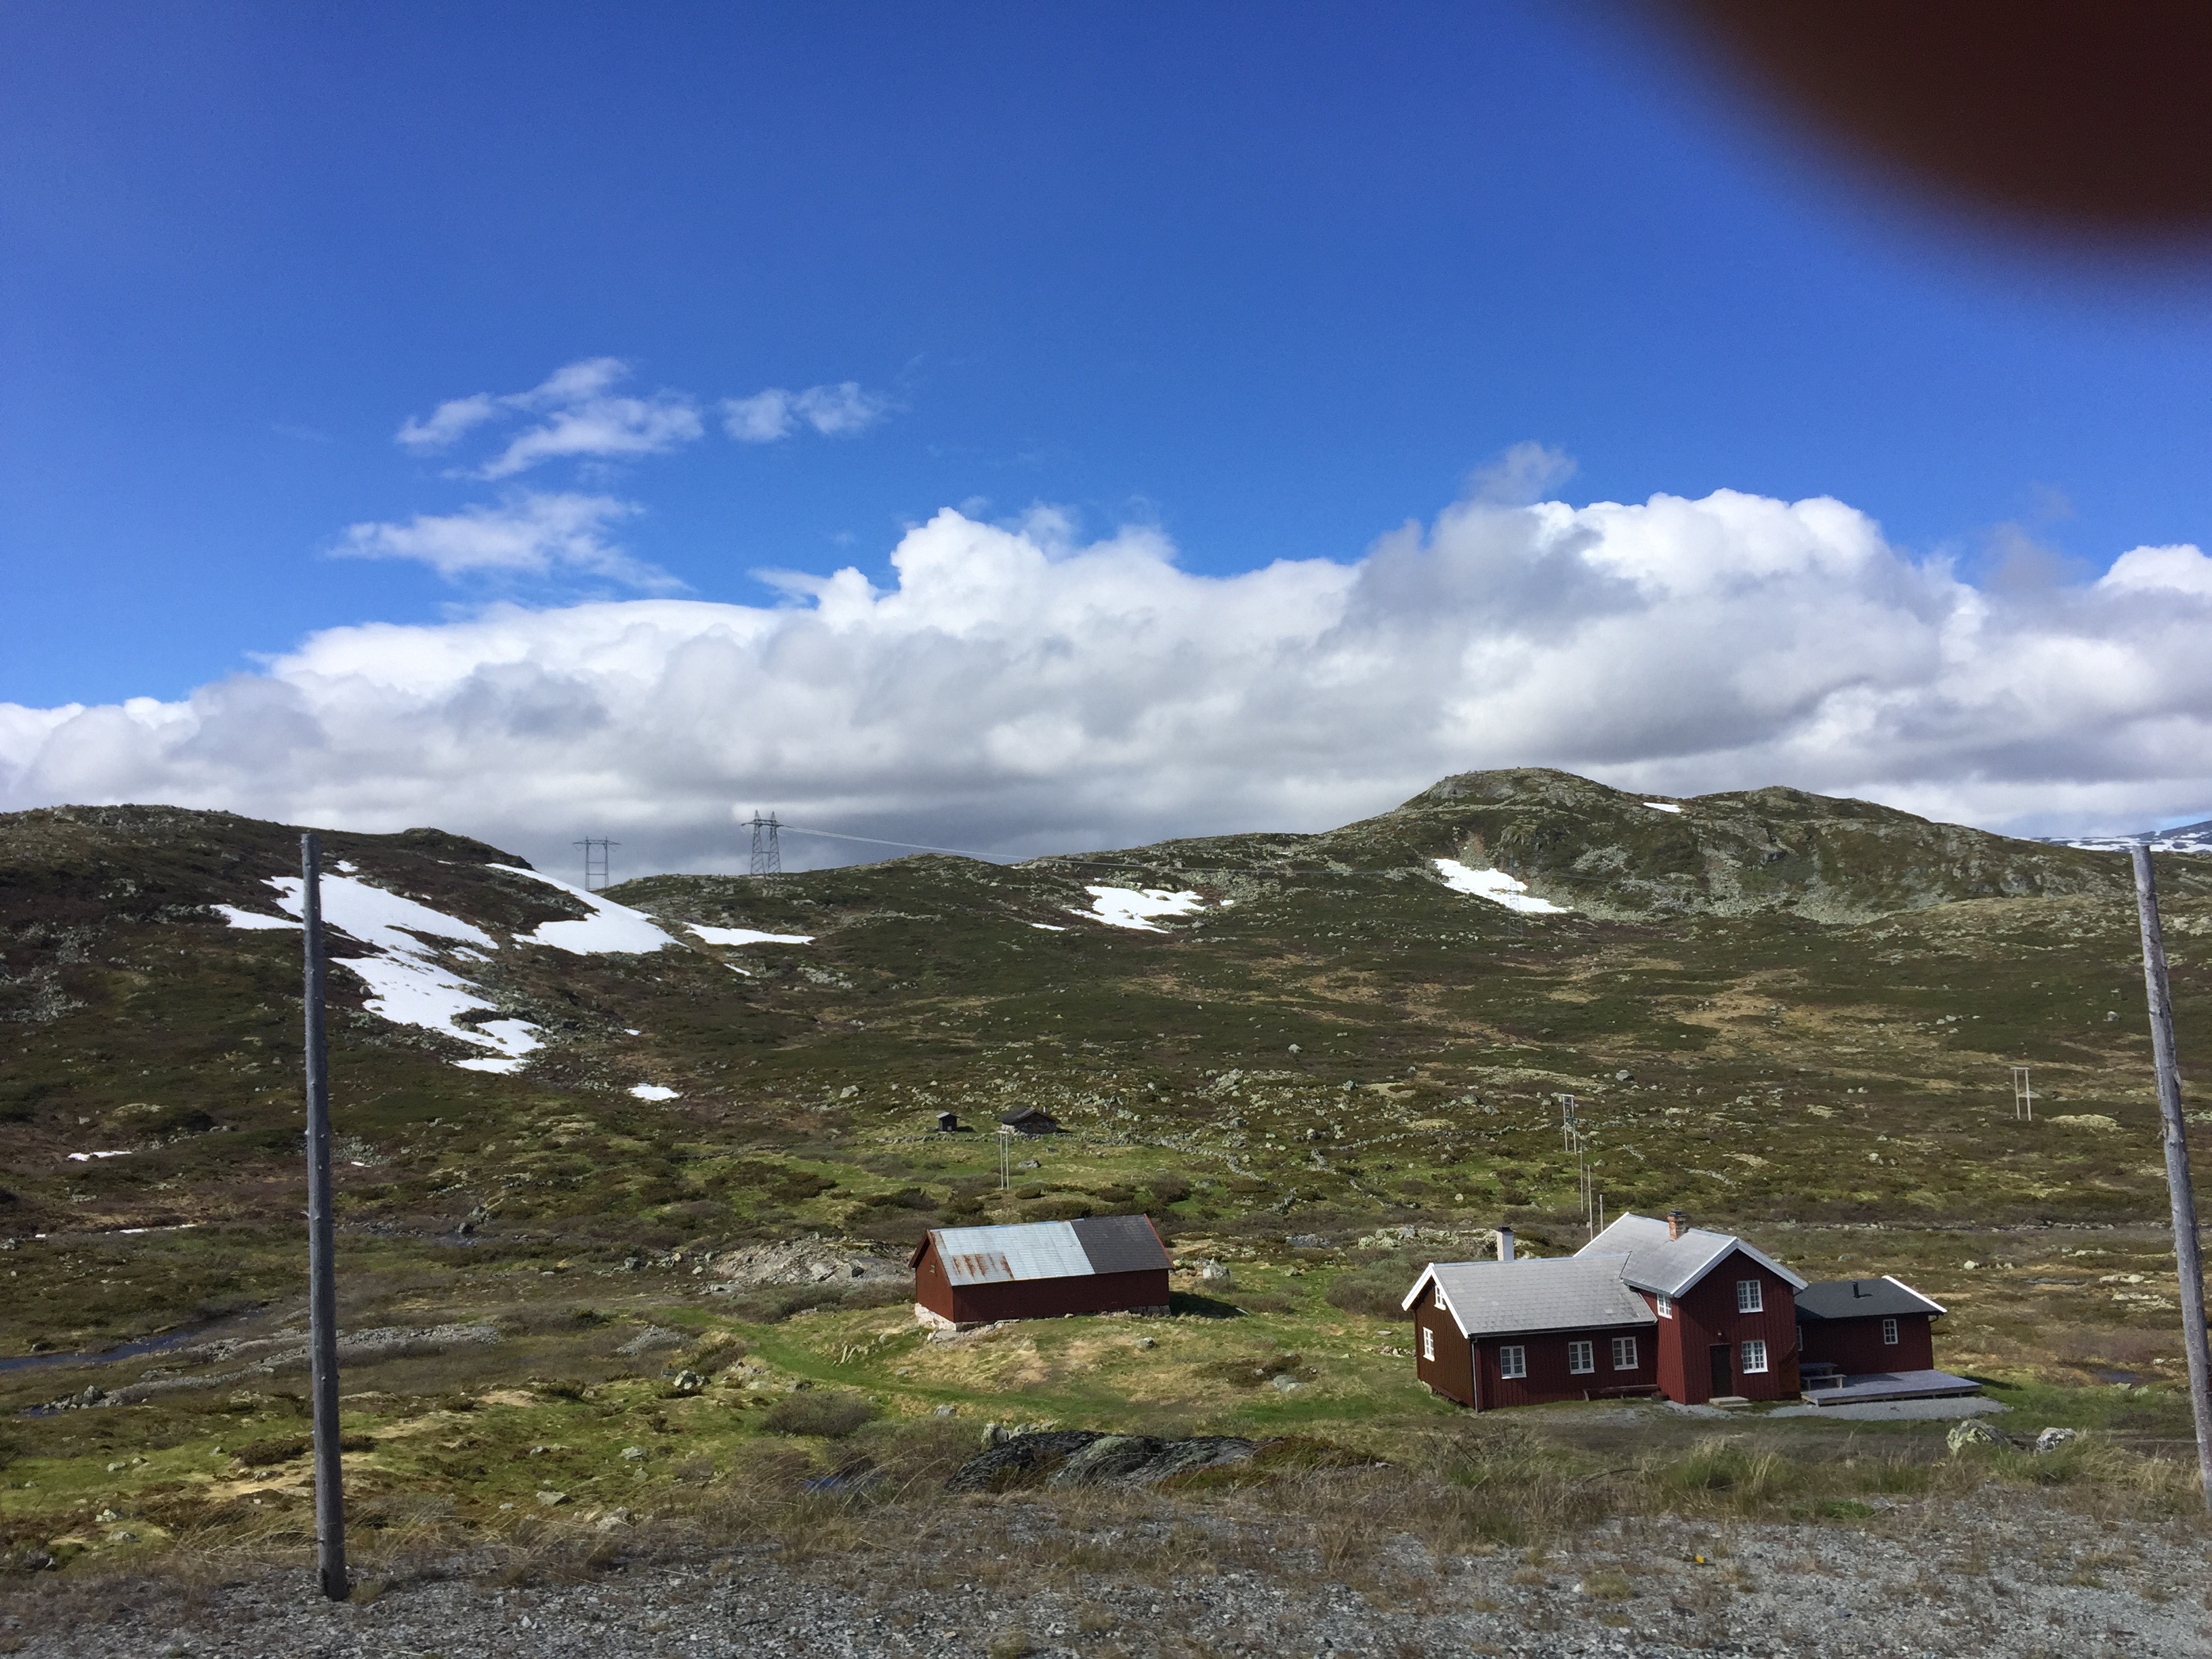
998 1105 1062 1136
912 1216 1170 1330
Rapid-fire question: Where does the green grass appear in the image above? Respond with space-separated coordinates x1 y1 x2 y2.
3 777 2210 1576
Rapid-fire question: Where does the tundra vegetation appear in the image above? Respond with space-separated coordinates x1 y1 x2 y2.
0 769 2207 1622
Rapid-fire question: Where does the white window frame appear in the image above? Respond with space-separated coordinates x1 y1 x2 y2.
1740 1338 1769 1374
1881 1316 1899 1346
1435 1283 1448 1309
1567 1339 1595 1374
1611 1335 1638 1372
1654 1294 1673 1318
1498 1344 1527 1380
1736 1279 1763 1314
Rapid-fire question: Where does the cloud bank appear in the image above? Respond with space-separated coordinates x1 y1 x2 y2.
5 487 2209 874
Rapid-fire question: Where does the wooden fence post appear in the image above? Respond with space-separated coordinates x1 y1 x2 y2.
2131 842 2212 1515
301 832 350 1598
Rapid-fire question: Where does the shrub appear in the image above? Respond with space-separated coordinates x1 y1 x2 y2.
1326 1267 1412 1317
760 1390 876 1439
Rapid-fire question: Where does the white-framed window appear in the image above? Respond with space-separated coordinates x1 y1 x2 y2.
1498 1344 1527 1380
1435 1283 1448 1309
1736 1279 1763 1314
1611 1335 1638 1371
1740 1338 1769 1374
1655 1294 1673 1318
1567 1339 1595 1374
1881 1317 1899 1346
1422 1326 1435 1361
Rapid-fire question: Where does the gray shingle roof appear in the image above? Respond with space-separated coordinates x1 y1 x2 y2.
1795 1275 1946 1320
1404 1256 1657 1339
1578 1214 1808 1297
1069 1214 1171 1276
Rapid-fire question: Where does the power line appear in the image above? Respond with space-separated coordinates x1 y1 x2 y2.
778 823 1009 861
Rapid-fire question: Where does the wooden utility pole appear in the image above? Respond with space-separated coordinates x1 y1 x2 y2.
2131 842 2212 1514
300 834 350 1599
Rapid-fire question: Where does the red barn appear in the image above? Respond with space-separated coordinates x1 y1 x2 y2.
1405 1210 1809 1410
911 1215 1171 1332
1795 1276 1945 1374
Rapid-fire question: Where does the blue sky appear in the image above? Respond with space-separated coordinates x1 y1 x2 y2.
5 3 2212 865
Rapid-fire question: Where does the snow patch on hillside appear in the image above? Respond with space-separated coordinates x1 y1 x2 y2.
687 923 814 945
1641 801 1683 814
268 874 499 955
630 1084 680 1101
493 866 676 953
2062 819 2212 855
1081 886 1206 931
215 904 300 930
263 873 539 1070
1432 859 1571 914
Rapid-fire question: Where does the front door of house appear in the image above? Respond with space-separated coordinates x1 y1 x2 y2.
1708 1343 1732 1399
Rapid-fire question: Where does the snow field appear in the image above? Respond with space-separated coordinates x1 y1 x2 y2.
213 905 300 931
1431 858 1571 914
260 873 543 1071
686 922 814 946
1080 886 1208 931
492 865 676 954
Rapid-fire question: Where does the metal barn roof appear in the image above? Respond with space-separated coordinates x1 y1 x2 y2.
924 1215 1166 1288
1795 1275 1947 1320
1403 1256 1657 1339
1577 1213 1808 1298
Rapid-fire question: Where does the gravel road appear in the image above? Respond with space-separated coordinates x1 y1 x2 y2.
4 1490 2207 1658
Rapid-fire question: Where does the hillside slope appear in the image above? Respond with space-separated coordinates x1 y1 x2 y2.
0 771 2204 1360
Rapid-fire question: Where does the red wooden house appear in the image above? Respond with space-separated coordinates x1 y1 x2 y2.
1405 1210 1809 1410
1795 1275 1945 1375
912 1215 1170 1331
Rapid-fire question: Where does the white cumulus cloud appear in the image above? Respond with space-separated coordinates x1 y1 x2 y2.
722 382 893 443
6 488 2212 872
333 492 675 588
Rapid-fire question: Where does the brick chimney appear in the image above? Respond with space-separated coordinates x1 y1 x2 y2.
1496 1226 1515 1263
1666 1208 1687 1240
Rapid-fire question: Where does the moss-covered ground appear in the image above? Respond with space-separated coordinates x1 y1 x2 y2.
2 773 2209 1577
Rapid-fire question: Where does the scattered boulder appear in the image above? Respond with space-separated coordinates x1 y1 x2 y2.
2033 1427 2080 1454
1947 1418 2009 1455
710 1236 905 1290
615 1326 689 1357
947 1430 1258 1493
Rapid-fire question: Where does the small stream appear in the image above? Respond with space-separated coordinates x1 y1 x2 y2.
0 1311 263 1377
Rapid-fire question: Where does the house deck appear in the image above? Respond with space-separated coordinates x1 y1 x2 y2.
1801 1368 1982 1406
